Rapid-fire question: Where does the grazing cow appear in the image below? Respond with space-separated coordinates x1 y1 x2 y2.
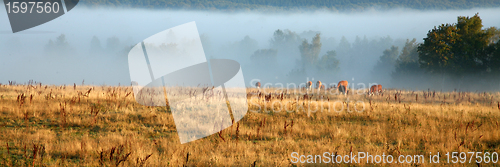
307 81 313 90
369 84 382 95
316 81 322 91
338 80 348 95
255 82 261 88
339 85 347 95
369 85 378 95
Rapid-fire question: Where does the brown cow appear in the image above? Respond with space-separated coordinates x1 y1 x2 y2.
369 84 383 95
370 85 378 95
368 85 382 95
316 81 322 90
338 80 348 95
307 81 313 90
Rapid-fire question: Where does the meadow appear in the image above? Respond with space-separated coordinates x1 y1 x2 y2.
0 83 499 166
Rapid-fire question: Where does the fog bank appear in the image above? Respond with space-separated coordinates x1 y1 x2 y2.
0 6 499 90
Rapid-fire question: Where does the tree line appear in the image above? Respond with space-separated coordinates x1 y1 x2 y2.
247 28 403 84
251 13 500 90
381 13 500 90
44 35 131 57
40 13 500 90
80 0 500 12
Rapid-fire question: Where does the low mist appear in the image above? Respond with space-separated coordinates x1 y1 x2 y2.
1 6 499 91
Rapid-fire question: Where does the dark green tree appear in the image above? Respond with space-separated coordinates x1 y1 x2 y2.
418 23 458 75
452 13 493 73
418 13 499 76
488 39 500 73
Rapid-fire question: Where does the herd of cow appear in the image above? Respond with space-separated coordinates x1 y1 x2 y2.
254 80 383 95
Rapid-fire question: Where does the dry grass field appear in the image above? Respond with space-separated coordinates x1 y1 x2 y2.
0 83 499 166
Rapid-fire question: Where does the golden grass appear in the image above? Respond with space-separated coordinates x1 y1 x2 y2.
0 84 499 166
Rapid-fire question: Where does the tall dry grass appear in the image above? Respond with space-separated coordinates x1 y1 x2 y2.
0 83 499 166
